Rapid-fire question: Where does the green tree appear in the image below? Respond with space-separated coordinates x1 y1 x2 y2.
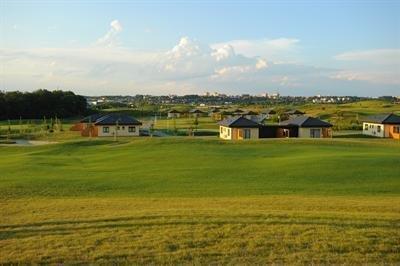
333 111 344 131
193 117 199 134
19 116 23 135
7 120 11 140
173 118 178 136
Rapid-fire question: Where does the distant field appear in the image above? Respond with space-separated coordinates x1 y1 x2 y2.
1 138 400 264
1 100 399 137
301 100 400 116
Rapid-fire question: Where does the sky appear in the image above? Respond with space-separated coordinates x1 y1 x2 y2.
1 0 399 96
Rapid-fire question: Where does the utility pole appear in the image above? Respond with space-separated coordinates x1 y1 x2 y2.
114 119 119 142
89 116 92 139
19 116 23 135
7 120 11 140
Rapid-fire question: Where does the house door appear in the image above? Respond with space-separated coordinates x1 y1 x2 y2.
310 128 321 138
244 129 251 139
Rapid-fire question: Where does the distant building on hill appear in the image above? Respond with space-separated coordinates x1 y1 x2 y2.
285 110 305 119
260 109 277 120
189 109 206 118
209 108 223 121
167 109 182 119
242 110 259 121
232 109 244 115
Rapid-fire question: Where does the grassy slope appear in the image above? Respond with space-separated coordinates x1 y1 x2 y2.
152 116 218 132
299 100 399 115
1 138 400 198
1 138 400 264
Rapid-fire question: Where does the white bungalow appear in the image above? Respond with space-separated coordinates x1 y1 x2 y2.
362 113 400 139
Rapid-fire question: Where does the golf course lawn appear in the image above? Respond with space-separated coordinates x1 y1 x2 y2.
1 138 400 264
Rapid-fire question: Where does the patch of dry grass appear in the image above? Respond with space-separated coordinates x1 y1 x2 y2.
1 196 399 264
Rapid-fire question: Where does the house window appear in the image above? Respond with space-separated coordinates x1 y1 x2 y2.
227 129 231 137
310 128 321 138
377 125 381 133
117 126 120 130
128 126 136 133
364 124 368 130
394 126 400 133
244 129 251 139
220 127 223 134
103 126 109 133
122 126 125 130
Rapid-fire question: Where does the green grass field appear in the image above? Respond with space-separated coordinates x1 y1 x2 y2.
1 138 400 264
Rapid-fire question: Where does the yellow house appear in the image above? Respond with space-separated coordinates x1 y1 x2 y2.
219 116 260 140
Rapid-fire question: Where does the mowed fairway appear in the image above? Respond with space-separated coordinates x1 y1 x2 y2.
1 138 400 264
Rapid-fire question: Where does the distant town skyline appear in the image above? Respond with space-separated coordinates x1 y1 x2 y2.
1 1 399 96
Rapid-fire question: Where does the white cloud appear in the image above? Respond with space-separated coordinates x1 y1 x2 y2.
334 49 400 65
110 20 122 32
333 49 400 86
330 70 400 85
211 44 235 61
212 38 300 61
96 20 123 47
158 37 267 81
256 58 268 69
1 34 399 96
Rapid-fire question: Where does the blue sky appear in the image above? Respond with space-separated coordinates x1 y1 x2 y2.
1 1 399 96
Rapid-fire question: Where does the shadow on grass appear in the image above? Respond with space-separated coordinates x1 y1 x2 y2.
62 140 117 147
334 134 377 139
1 214 398 241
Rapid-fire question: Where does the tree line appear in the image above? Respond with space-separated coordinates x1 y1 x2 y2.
0 90 87 120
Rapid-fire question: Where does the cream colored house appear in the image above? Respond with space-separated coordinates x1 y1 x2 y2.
279 116 332 138
189 109 206 118
242 110 259 121
285 110 305 119
261 109 276 119
80 114 142 137
362 113 400 139
167 109 182 119
219 116 260 140
97 124 140 137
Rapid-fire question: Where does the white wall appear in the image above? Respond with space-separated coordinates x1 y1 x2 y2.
168 113 180 118
98 125 140 137
298 127 324 138
363 122 385 138
219 126 232 140
248 128 259 139
219 126 259 140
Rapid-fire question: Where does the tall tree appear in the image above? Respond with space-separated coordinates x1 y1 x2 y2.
0 89 87 120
